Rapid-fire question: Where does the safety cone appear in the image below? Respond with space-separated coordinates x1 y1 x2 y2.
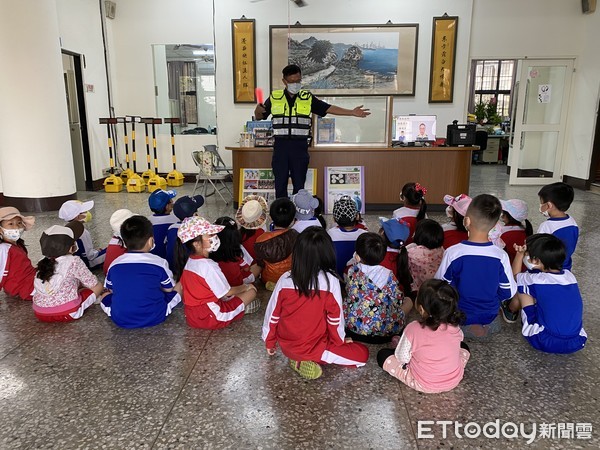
144 118 167 193
164 118 184 187
100 117 124 193
117 117 134 182
126 116 146 193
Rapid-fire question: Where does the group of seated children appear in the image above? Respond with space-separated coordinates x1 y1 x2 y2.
0 181 586 392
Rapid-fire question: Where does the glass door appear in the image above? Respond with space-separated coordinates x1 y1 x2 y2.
508 59 574 185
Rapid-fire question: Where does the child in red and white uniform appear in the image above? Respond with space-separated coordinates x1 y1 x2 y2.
103 209 135 275
175 216 260 329
235 195 268 261
262 227 369 380
442 194 471 249
0 207 36 300
211 217 261 286
499 199 533 265
377 279 470 394
33 225 107 322
392 182 427 243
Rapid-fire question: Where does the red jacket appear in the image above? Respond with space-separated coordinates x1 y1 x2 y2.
0 242 35 300
262 271 345 362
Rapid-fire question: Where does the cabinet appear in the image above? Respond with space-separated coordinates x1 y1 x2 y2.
482 136 500 163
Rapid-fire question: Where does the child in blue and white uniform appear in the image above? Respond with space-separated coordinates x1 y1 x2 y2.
327 195 367 276
435 194 516 339
291 189 322 233
512 234 586 353
537 182 578 270
165 195 204 270
148 189 178 259
101 215 181 329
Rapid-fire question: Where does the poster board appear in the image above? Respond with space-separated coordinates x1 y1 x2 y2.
324 166 365 214
239 168 317 204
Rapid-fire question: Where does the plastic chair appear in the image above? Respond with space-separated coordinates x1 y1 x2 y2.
203 144 233 176
191 150 233 204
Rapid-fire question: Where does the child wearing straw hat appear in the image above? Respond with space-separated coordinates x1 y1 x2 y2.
235 195 268 261
0 207 36 300
174 216 260 329
33 225 106 322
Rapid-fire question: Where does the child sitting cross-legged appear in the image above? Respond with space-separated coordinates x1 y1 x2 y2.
210 217 261 287
262 227 369 380
435 194 517 340
377 279 470 394
103 209 135 275
101 215 182 329
344 232 413 344
33 225 107 322
175 216 260 329
291 189 322 233
500 234 587 354
328 195 367 276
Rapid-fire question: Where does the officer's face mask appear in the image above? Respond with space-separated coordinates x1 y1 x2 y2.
286 82 302 95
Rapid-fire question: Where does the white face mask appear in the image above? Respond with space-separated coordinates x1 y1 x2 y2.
150 240 155 251
445 206 454 219
1 227 24 242
286 83 302 95
71 242 79 254
539 204 550 218
208 235 221 253
523 255 539 271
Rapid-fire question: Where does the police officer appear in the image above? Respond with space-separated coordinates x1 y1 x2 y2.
254 64 370 199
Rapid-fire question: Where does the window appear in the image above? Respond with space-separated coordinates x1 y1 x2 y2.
469 59 516 119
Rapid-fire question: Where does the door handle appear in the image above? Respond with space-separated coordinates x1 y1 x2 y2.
509 81 519 147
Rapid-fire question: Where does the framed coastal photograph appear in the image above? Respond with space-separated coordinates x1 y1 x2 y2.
270 24 419 96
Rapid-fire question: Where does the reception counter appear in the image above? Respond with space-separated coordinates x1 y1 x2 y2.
225 146 474 210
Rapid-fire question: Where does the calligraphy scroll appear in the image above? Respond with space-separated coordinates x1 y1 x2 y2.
428 15 458 103
232 19 256 103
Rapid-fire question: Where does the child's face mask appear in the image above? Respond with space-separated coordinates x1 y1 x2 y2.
445 206 454 219
523 255 540 271
539 203 550 218
1 227 24 242
207 235 221 253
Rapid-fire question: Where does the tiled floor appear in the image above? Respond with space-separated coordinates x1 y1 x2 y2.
0 165 598 449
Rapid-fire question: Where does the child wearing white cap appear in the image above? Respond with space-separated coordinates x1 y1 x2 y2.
0 207 36 300
174 216 259 329
499 199 533 265
235 195 268 261
59 200 106 270
33 226 106 322
103 209 136 275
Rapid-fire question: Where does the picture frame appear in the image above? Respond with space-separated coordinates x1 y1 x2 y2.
232 19 256 103
428 15 459 103
270 24 419 96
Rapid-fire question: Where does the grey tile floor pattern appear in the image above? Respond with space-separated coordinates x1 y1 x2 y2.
0 165 598 448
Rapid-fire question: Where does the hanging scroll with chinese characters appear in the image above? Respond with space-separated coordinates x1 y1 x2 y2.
428 15 458 103
232 19 256 103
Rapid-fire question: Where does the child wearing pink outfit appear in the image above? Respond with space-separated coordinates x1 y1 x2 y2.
377 279 470 393
406 219 445 295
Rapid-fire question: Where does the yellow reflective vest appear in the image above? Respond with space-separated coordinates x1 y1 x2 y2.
270 89 313 139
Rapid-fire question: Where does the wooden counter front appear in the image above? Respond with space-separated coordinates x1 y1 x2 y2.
225 146 474 210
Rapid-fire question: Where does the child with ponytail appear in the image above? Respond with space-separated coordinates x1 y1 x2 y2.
33 224 105 322
393 182 428 243
379 218 414 298
377 279 470 394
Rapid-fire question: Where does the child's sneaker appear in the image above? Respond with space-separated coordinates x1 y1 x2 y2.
500 300 518 324
289 359 323 380
244 298 261 314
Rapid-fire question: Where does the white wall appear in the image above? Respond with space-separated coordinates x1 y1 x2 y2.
51 0 599 184
213 0 474 166
56 0 112 181
470 0 600 180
